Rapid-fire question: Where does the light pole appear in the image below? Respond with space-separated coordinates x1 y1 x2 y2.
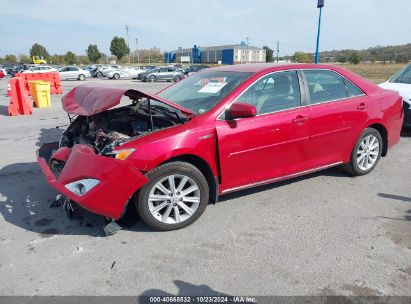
125 25 130 63
135 38 140 63
315 0 324 64
276 41 280 63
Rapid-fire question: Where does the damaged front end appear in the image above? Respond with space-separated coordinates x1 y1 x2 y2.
37 84 193 219
38 142 149 219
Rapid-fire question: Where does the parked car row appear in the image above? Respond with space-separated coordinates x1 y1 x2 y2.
0 63 210 83
87 64 209 83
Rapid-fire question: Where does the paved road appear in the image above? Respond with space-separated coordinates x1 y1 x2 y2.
0 77 410 296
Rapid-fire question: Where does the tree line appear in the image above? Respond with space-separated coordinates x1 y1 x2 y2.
263 43 411 64
0 37 164 65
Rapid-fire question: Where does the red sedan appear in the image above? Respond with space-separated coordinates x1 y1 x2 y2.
38 64 404 231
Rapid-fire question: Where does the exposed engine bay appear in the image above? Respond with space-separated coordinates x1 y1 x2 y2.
59 98 188 155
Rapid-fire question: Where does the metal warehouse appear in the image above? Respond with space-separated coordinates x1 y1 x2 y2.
164 44 266 65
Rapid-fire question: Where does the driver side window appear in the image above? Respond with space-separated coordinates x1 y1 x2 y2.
235 71 301 115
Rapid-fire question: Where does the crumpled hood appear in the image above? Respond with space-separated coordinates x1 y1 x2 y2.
62 83 194 116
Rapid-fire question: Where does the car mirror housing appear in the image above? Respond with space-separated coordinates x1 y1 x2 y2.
228 102 257 119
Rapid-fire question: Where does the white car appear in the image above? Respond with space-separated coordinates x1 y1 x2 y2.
22 66 57 73
98 65 123 77
379 63 411 127
59 66 91 81
103 67 153 80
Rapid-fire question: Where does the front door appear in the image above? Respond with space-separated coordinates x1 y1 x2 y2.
216 70 311 192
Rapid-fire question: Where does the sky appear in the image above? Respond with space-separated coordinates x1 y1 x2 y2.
0 0 410 57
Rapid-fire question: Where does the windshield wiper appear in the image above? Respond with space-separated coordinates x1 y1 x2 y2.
150 104 188 122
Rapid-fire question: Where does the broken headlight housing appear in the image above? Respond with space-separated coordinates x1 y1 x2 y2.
65 179 100 196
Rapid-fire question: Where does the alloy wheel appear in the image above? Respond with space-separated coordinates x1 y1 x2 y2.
148 174 201 224
356 134 380 171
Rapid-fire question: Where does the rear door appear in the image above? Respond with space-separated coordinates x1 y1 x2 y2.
69 67 79 78
217 70 311 192
59 67 69 79
158 67 169 80
302 69 369 168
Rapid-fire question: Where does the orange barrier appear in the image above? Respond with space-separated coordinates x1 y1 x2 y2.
8 77 33 116
15 72 63 95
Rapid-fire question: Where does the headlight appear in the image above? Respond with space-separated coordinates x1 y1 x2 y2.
112 148 135 160
65 179 100 196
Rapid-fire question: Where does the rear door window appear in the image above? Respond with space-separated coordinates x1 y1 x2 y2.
343 78 363 97
304 70 347 104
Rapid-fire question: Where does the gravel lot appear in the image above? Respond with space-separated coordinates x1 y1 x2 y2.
0 77 410 296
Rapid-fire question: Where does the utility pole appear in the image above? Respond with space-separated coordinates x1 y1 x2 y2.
125 25 130 63
135 38 140 64
315 0 324 64
276 41 280 63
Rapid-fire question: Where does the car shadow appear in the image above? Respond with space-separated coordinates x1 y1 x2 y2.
0 161 108 237
219 166 348 202
139 280 229 298
0 105 9 116
0 161 350 237
377 193 411 222
400 127 411 137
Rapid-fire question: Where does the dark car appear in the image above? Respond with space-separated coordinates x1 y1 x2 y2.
140 66 185 82
183 65 209 75
7 64 30 77
38 64 403 231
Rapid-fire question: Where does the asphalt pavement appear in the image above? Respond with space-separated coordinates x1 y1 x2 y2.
0 77 410 296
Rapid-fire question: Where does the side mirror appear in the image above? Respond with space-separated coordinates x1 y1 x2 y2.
228 102 257 119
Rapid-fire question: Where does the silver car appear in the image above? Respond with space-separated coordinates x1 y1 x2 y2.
140 66 184 82
104 67 153 80
59 66 91 81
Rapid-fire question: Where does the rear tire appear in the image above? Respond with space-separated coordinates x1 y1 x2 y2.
343 128 382 176
113 73 120 80
135 161 209 231
149 75 156 83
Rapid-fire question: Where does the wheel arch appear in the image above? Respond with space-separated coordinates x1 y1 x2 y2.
161 154 218 204
367 123 388 156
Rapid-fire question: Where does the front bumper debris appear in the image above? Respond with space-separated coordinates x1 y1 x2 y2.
37 142 149 219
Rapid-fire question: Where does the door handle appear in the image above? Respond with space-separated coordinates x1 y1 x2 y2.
357 103 367 111
292 115 308 125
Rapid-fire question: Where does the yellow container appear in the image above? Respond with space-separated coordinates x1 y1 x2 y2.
28 81 51 108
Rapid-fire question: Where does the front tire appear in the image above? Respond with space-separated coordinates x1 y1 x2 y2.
113 73 120 80
78 74 86 81
149 75 156 83
343 128 382 176
136 162 209 231
173 75 181 82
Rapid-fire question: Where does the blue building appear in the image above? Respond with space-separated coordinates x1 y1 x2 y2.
165 44 266 65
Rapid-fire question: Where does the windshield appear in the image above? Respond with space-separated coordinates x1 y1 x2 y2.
390 64 411 84
157 70 252 114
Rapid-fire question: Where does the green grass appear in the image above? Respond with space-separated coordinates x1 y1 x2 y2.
334 63 407 84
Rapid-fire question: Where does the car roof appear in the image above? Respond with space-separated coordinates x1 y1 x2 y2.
212 63 381 95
